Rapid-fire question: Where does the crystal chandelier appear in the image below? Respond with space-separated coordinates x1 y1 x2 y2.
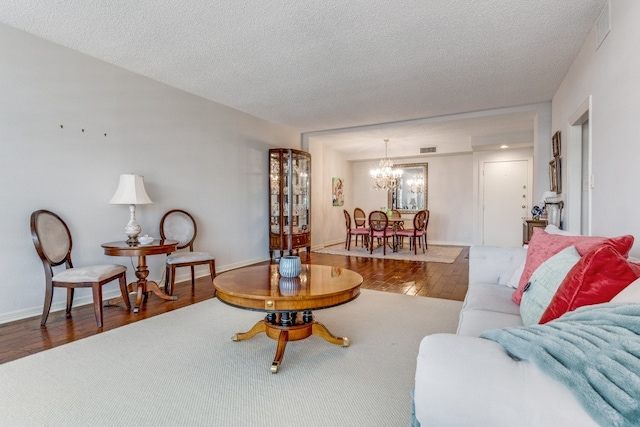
370 139 403 190
407 173 424 193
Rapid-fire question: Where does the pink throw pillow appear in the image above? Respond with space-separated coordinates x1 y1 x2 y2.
512 229 634 304
539 244 640 323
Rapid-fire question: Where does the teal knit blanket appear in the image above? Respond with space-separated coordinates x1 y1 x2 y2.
481 303 640 427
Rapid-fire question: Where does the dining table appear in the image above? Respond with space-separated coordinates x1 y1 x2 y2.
102 239 179 312
386 216 406 252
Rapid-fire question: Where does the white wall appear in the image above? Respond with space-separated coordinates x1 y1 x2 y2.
551 0 640 255
347 154 474 246
0 24 300 323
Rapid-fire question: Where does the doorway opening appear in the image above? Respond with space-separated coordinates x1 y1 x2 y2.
567 97 592 235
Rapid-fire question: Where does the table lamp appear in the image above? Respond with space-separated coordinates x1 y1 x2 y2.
109 174 154 244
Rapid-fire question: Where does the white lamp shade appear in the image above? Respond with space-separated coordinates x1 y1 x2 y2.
109 174 153 205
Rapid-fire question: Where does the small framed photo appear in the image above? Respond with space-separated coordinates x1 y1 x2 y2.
552 131 561 157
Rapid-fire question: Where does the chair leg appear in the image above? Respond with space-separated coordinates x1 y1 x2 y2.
168 265 177 296
209 260 217 296
347 233 352 250
91 284 104 328
164 264 171 292
191 266 196 286
66 288 74 318
41 283 54 326
119 274 131 312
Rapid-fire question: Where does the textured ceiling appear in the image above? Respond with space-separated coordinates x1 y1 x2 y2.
0 0 607 152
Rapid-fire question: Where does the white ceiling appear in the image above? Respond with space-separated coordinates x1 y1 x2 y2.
0 0 607 155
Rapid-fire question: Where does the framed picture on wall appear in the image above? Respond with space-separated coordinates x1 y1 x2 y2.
549 159 558 192
332 177 344 206
552 131 561 157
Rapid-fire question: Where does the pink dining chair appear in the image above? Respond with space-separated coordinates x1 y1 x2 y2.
368 210 394 255
353 207 367 247
396 210 428 254
344 210 370 250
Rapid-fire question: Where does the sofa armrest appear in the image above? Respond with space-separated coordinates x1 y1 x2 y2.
414 334 597 426
469 245 527 287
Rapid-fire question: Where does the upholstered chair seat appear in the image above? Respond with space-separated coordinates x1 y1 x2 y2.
53 265 126 282
166 252 215 264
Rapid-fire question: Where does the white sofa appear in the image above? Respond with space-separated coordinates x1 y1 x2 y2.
412 244 601 426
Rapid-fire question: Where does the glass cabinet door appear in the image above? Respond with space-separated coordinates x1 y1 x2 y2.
269 149 311 258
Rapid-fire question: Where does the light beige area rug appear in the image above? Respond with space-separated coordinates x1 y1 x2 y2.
314 243 463 263
0 290 462 427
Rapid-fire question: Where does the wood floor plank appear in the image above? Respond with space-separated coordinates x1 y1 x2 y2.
0 246 469 364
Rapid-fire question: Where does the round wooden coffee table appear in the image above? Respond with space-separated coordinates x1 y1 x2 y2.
214 264 362 373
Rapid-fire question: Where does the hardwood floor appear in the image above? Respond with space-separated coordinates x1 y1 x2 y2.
0 246 468 364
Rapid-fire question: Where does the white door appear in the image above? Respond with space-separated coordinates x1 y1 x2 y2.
482 160 531 246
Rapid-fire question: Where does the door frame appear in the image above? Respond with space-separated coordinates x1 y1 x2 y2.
479 158 533 245
566 96 592 235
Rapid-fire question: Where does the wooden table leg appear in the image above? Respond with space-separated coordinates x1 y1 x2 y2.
231 313 349 373
312 321 350 347
232 320 267 341
271 330 289 373
105 282 136 308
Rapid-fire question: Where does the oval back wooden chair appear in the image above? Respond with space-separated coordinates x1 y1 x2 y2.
159 209 216 296
353 207 367 247
30 209 130 327
396 210 427 254
343 210 369 250
368 210 393 255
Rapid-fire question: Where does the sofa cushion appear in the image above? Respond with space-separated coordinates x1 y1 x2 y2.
469 245 528 287
512 229 634 304
463 283 520 316
520 246 580 326
457 309 523 337
540 244 640 323
414 334 598 427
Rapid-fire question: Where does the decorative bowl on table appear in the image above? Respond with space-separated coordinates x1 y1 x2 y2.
138 235 154 245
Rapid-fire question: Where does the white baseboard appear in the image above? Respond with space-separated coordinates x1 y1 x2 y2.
0 257 272 325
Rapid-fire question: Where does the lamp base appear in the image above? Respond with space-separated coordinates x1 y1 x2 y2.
124 204 142 245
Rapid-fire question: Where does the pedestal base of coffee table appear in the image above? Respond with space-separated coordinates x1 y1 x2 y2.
232 311 349 373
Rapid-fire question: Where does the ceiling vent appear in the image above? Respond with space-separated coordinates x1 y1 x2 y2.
595 1 610 49
420 146 437 154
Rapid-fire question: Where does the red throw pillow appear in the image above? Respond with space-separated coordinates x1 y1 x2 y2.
539 244 640 323
512 229 634 304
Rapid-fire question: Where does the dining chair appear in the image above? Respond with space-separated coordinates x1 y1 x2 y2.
30 209 130 328
396 210 428 254
368 210 394 255
353 207 367 247
343 210 370 250
159 209 216 296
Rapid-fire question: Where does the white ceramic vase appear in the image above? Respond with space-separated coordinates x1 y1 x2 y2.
279 256 301 278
